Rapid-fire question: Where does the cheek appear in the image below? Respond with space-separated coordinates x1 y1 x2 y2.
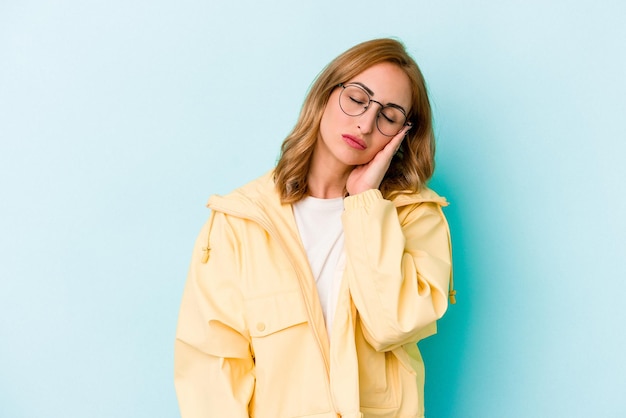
370 135 393 154
356 135 391 164
320 102 348 139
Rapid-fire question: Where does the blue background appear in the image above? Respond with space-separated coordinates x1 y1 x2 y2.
1 1 625 417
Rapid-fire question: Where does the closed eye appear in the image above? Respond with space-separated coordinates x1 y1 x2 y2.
349 96 366 105
379 109 396 123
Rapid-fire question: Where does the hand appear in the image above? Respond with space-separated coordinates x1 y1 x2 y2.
346 124 412 196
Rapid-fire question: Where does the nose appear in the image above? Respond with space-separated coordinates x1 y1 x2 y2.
357 105 378 134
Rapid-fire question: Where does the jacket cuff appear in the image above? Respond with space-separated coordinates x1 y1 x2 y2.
344 189 384 209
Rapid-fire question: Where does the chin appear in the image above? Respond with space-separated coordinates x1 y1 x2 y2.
339 153 373 167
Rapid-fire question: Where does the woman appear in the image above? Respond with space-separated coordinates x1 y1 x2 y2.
174 38 455 418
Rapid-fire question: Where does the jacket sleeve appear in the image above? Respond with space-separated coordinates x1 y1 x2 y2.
342 189 452 352
174 212 255 418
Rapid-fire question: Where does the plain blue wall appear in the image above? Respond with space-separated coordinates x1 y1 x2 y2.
1 1 625 417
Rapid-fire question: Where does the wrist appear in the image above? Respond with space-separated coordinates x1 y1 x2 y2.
343 189 384 209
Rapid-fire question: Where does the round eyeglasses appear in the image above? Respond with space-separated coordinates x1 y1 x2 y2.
337 83 408 137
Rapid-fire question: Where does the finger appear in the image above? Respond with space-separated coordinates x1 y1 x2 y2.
385 123 412 155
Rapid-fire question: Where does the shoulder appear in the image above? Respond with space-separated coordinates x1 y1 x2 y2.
390 186 448 208
388 187 450 231
206 170 275 207
204 169 282 217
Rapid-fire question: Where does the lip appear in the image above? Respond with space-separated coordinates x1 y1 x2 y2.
341 134 367 150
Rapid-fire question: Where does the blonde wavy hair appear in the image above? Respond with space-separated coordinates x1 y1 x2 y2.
274 38 435 204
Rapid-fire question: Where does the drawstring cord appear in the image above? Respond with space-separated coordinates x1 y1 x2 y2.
201 211 216 264
449 288 457 305
438 204 457 305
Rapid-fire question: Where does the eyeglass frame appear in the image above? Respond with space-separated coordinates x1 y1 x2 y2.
336 83 410 137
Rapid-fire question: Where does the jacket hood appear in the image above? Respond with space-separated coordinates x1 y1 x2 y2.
206 170 287 221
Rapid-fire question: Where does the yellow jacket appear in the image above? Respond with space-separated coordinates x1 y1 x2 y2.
174 171 453 418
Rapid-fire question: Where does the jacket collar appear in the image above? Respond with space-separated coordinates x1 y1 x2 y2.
207 169 448 218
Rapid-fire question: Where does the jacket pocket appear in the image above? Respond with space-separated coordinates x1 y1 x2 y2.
245 291 327 418
392 345 418 376
245 289 309 339
356 325 400 410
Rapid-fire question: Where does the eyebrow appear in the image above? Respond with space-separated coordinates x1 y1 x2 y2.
351 82 408 115
352 82 375 96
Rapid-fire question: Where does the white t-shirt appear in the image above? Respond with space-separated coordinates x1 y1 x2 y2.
293 196 346 339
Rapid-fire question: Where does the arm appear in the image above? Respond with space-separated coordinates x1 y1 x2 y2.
342 189 451 352
174 213 255 418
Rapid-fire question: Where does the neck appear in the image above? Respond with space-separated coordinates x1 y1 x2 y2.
307 149 352 199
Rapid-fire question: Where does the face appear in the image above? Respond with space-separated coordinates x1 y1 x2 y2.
316 62 412 168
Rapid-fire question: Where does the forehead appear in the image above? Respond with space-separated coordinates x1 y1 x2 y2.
346 62 412 110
